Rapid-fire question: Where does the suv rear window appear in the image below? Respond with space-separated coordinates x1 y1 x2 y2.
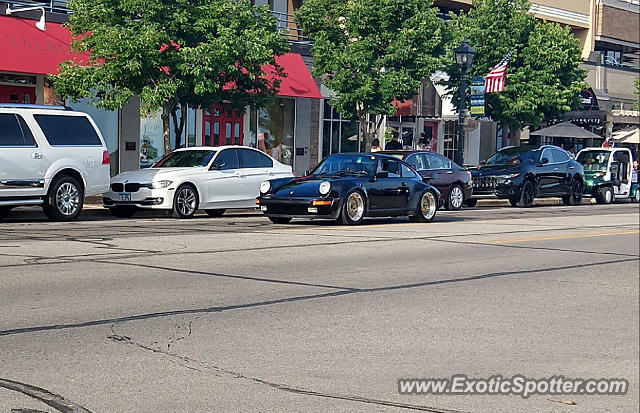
34 114 102 146
0 113 36 147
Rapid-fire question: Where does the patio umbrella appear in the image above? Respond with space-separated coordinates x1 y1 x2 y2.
530 122 602 139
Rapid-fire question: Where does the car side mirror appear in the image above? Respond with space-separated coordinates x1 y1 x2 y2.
480 159 487 165
375 171 389 179
539 157 549 165
210 161 225 170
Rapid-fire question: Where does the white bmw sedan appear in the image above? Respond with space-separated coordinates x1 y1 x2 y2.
103 146 294 218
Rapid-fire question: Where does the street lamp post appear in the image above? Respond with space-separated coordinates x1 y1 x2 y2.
454 39 476 166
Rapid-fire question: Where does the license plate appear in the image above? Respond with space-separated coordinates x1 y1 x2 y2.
260 206 267 211
118 193 131 202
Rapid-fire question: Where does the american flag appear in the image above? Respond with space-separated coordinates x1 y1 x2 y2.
484 47 517 93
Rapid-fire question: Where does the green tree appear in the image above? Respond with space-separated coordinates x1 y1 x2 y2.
296 0 445 146
54 0 289 153
442 0 587 139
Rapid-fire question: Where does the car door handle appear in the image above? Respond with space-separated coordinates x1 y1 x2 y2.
32 152 42 159
233 172 244 178
553 168 559 171
446 170 453 174
569 166 575 169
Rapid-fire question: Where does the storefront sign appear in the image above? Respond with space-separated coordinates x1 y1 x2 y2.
470 77 485 117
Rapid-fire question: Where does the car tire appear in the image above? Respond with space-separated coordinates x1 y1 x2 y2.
562 180 583 206
445 184 464 211
109 206 137 218
268 217 292 224
410 190 438 223
205 209 226 218
43 175 84 222
463 198 478 208
172 184 198 218
0 206 11 220
596 186 614 205
631 190 640 203
338 190 366 225
517 180 535 208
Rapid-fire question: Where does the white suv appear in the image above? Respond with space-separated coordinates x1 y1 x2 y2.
0 104 110 221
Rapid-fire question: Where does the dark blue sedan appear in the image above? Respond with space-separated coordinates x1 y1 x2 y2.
257 153 443 225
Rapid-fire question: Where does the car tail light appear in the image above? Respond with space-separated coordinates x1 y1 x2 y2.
102 150 111 165
467 171 472 180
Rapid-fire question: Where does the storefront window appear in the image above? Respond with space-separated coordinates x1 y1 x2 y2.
322 99 362 157
443 120 458 161
250 98 295 166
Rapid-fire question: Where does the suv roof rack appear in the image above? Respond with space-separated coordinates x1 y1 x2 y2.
0 104 71 111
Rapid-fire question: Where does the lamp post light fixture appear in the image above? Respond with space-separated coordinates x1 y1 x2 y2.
454 38 476 166
5 5 47 31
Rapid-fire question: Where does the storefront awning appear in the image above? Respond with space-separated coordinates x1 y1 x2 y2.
613 127 640 144
268 53 322 99
0 15 87 75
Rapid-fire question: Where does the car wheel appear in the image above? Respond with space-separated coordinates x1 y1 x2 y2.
445 184 464 211
109 206 137 218
173 184 198 218
338 190 366 225
601 186 614 204
563 180 583 206
410 190 437 223
508 198 519 207
517 180 535 208
463 198 478 208
43 175 84 221
205 209 226 218
268 217 292 224
632 190 640 203
0 207 11 220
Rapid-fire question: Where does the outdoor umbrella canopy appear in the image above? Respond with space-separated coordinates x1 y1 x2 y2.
612 127 640 144
530 122 602 139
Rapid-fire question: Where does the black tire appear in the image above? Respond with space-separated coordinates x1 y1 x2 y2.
205 209 226 218
0 207 11 220
562 180 583 206
596 186 614 205
517 180 535 208
508 198 519 207
42 175 84 221
410 190 438 222
173 184 198 218
338 190 366 225
268 217 292 224
463 198 478 208
109 206 137 218
445 184 464 211
631 190 640 203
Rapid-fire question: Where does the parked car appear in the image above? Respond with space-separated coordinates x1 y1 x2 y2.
257 153 443 225
576 147 638 203
103 146 293 218
379 150 472 210
0 104 110 221
467 145 585 207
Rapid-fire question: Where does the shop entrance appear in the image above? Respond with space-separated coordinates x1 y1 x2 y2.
0 85 36 104
202 104 244 146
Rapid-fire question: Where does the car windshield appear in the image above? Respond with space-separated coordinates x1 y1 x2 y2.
153 150 216 168
312 154 377 177
577 150 610 172
486 147 538 165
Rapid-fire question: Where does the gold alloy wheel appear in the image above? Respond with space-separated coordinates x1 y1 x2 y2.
346 192 365 221
421 191 436 220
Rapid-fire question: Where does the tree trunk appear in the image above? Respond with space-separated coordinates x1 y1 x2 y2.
161 104 172 156
358 112 385 152
171 103 188 150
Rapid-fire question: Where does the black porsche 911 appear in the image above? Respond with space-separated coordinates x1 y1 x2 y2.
257 153 443 225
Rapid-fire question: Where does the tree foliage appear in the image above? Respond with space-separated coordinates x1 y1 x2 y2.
54 0 289 152
442 0 587 131
296 0 445 144
634 77 640 111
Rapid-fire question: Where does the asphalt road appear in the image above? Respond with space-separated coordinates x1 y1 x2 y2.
1 203 638 413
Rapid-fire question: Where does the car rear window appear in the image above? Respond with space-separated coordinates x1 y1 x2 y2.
238 148 262 168
257 151 273 168
34 114 102 146
0 113 36 147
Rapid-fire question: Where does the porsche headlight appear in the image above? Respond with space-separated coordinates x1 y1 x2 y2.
319 181 331 195
503 173 520 179
151 180 173 189
260 180 271 194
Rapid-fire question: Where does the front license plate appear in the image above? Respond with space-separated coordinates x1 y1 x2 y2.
118 193 131 202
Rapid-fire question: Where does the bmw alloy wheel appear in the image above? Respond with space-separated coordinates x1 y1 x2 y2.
421 191 437 220
55 182 80 216
449 185 463 210
346 192 365 221
176 186 197 217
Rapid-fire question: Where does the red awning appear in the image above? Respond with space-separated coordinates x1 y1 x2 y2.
0 15 87 75
267 53 322 99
